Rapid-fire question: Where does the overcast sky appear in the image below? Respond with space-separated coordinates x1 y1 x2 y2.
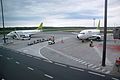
0 0 120 27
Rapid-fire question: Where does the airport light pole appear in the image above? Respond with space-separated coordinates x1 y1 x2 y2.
0 0 6 43
102 0 108 67
93 18 96 27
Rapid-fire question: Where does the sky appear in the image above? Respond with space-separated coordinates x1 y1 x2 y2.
0 0 120 27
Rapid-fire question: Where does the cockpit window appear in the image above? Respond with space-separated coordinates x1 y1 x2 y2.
80 33 85 34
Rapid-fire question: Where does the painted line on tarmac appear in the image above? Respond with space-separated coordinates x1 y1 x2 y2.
69 67 84 72
27 67 34 71
84 63 89 66
44 74 54 79
33 56 41 60
78 60 84 63
43 59 53 63
101 68 106 72
104 70 110 74
88 64 94 67
81 61 87 64
95 67 101 70
77 59 82 61
39 44 49 60
54 63 67 67
112 77 119 80
91 65 97 69
72 57 78 61
15 61 20 64
88 71 105 77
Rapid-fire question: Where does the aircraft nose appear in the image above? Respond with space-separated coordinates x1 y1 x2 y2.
78 34 82 37
7 33 11 36
77 34 84 39
7 33 10 36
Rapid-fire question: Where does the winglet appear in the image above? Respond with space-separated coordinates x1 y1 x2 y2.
97 20 100 29
37 22 43 30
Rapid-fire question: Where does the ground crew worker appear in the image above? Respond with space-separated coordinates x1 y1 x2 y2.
115 57 120 72
52 36 54 42
89 40 93 47
52 36 55 44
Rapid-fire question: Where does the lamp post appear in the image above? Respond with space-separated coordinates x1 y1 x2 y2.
93 18 96 27
102 0 108 66
0 0 6 43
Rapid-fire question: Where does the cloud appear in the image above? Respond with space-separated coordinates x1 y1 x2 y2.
0 0 120 27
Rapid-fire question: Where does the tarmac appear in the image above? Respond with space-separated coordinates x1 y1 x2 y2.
1 46 118 80
0 31 120 77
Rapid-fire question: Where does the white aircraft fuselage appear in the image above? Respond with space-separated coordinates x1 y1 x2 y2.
77 29 101 41
7 22 43 40
7 30 42 40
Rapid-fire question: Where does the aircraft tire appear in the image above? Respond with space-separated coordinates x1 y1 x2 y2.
77 36 79 39
96 37 101 41
82 40 84 43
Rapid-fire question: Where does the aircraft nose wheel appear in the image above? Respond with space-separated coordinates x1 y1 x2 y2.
77 36 79 39
82 40 84 43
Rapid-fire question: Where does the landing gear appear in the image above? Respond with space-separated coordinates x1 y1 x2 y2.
96 37 101 41
77 36 79 39
81 40 84 43
12 35 17 39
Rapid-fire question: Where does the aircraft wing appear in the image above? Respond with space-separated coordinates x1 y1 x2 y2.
72 32 79 35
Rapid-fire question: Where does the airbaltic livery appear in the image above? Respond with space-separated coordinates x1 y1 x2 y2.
77 20 101 42
7 23 43 40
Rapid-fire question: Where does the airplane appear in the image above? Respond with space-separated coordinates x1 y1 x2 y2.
77 20 102 42
7 22 43 40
